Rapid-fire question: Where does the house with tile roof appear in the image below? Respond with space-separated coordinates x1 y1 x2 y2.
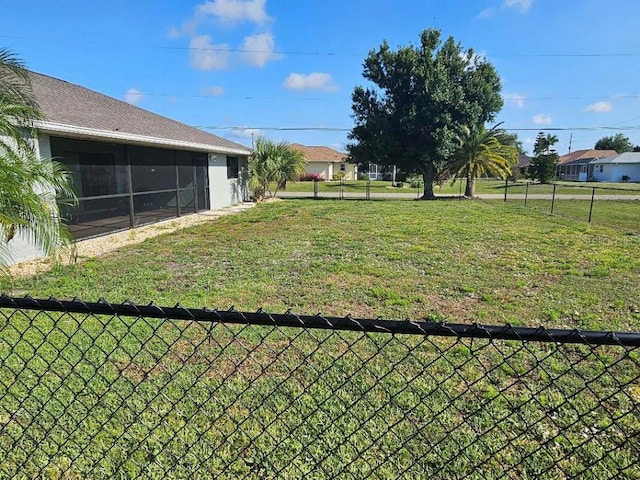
9 72 252 263
289 143 357 180
590 152 640 183
556 149 617 181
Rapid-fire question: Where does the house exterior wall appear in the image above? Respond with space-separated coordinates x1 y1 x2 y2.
305 162 330 180
337 162 357 180
592 163 640 182
208 155 248 210
610 164 640 182
304 161 357 180
592 164 614 182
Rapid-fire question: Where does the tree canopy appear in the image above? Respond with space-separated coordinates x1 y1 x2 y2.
447 124 518 197
594 134 634 154
348 29 503 199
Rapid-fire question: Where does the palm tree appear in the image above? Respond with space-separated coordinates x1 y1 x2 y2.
249 137 306 200
448 124 519 197
0 48 76 267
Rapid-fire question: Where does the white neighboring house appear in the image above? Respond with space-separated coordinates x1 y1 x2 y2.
289 144 357 180
589 152 640 183
7 71 252 264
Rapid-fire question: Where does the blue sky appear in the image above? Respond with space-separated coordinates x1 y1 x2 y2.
2 0 640 154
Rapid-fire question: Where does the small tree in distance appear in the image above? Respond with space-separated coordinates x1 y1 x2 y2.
249 137 306 201
447 123 518 197
530 132 558 183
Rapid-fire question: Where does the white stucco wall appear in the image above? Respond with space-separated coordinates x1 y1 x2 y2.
593 163 640 182
305 163 329 180
208 154 249 210
305 162 357 180
610 164 640 182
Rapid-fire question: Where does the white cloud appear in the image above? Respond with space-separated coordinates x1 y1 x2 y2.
284 73 337 92
124 88 144 105
503 93 525 108
233 127 262 138
524 137 534 145
226 127 263 145
197 0 270 25
532 114 552 125
478 8 495 19
189 35 230 70
503 0 534 12
167 26 181 39
586 101 613 113
202 86 225 96
240 32 282 67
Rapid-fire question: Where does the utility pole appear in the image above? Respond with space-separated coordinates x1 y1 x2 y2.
568 133 573 154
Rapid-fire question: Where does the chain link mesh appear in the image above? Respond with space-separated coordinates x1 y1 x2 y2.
0 296 639 479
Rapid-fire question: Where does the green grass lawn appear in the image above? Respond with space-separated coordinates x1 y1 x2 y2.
10 200 639 329
2 200 639 478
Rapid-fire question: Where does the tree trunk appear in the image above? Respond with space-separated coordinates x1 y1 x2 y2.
420 165 436 200
465 172 476 197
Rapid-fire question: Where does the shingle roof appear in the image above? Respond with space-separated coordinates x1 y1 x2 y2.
517 155 532 168
289 143 347 163
558 149 617 165
590 152 640 165
28 72 250 154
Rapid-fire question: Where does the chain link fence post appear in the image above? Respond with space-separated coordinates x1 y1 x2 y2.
588 186 596 222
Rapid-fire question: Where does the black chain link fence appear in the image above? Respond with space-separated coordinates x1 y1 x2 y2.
1 295 639 479
503 181 640 234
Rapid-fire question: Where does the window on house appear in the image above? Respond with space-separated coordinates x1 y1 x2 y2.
340 163 346 172
227 156 239 179
599 165 603 173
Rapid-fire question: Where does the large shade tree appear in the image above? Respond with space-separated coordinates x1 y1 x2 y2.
594 133 634 154
448 124 519 197
348 29 503 199
249 136 306 200
0 48 76 267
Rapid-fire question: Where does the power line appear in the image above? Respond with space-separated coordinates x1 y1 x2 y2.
2 34 640 59
198 125 640 133
105 91 640 102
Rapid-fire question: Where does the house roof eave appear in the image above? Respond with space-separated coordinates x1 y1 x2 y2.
35 121 251 156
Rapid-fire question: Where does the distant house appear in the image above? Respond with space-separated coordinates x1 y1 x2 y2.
557 149 617 181
590 152 640 183
516 155 532 177
289 144 357 180
8 72 251 263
